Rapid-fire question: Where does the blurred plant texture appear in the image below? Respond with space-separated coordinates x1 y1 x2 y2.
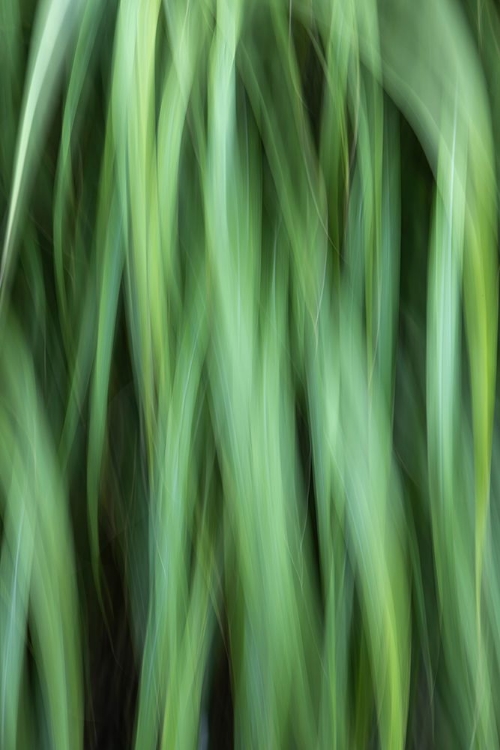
2 0 500 747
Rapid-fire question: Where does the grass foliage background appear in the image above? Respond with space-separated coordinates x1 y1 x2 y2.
1 0 500 747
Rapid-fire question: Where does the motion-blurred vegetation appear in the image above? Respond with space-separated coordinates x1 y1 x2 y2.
1 0 500 747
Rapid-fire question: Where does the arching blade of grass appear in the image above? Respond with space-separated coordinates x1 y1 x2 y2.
133 276 210 750
0 320 82 750
426 94 477 742
0 0 84 300
87 186 124 593
0 453 34 750
205 9 322 746
372 0 498 743
238 6 328 348
53 0 107 350
307 283 411 750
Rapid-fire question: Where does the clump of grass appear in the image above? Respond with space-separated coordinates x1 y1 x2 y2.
1 0 500 747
